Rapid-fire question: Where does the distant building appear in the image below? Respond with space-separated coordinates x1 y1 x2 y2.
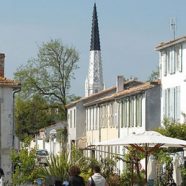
155 36 186 123
84 77 161 160
67 76 161 171
0 53 20 182
30 121 67 155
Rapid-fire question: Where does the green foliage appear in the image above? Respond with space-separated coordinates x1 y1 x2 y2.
156 119 186 153
181 167 186 185
70 147 94 181
153 150 172 185
38 148 89 183
156 119 186 140
14 39 80 121
100 157 116 178
67 95 81 102
38 148 92 183
56 127 68 152
148 66 159 81
38 153 71 182
119 148 145 185
100 157 120 186
120 170 145 186
15 95 55 141
11 146 40 185
70 145 86 165
120 170 132 186
155 120 186 184
108 174 120 186
154 150 172 165
68 147 119 183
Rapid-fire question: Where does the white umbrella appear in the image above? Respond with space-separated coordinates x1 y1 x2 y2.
94 131 186 147
93 131 186 185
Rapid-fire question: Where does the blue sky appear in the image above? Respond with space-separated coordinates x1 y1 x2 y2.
0 0 186 96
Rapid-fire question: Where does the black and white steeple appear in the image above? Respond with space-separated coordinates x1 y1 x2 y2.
85 3 104 97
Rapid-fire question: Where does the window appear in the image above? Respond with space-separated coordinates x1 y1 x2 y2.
129 97 134 127
90 108 93 130
163 44 182 76
95 107 98 130
100 106 104 128
86 110 88 131
92 107 95 130
136 95 142 127
163 86 180 121
108 102 116 128
122 100 128 128
70 110 72 128
88 108 91 131
175 44 182 72
121 95 142 128
105 105 108 128
170 48 175 74
92 107 98 130
175 86 181 120
121 98 129 128
73 109 76 128
103 105 107 128
162 51 167 76
108 103 113 128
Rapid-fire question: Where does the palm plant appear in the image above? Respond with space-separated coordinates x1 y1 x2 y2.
38 152 71 182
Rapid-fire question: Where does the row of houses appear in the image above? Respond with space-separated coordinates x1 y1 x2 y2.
66 3 186 173
67 78 161 148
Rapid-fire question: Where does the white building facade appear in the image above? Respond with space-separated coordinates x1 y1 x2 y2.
67 77 161 171
30 122 67 155
156 36 186 123
0 53 20 183
85 79 161 159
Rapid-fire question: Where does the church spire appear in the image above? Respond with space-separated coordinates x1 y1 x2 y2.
90 3 100 51
85 3 104 97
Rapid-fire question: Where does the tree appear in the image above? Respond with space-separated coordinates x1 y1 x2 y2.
14 39 79 120
38 153 71 184
15 95 56 140
156 119 186 140
148 66 159 82
11 139 41 185
155 119 186 185
56 127 68 153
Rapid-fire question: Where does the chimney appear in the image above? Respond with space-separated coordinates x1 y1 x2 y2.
116 75 124 92
0 53 5 77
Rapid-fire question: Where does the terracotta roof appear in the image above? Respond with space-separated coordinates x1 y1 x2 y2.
0 76 21 88
66 79 144 108
115 80 160 98
83 80 160 107
66 86 116 108
82 79 143 101
66 98 83 109
155 36 186 51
